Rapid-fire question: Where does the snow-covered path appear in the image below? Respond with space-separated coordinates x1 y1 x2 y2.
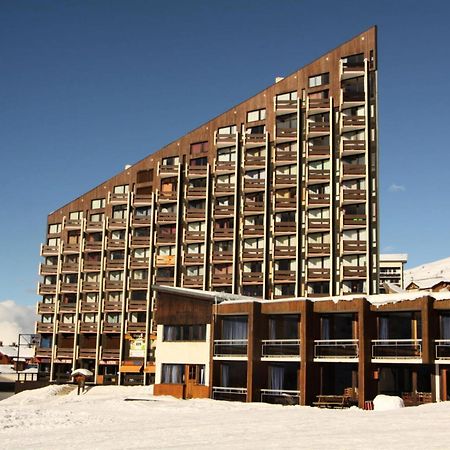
1 386 449 449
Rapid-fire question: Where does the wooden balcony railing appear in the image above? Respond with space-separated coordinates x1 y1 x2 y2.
185 230 205 241
275 174 296 186
213 228 234 239
130 236 150 247
308 268 331 280
37 302 55 314
158 191 178 202
343 240 367 253
215 160 236 172
61 262 79 272
104 301 123 312
308 169 330 181
342 164 366 176
342 117 365 127
106 259 125 270
157 212 177 223
82 281 100 291
159 164 179 176
59 303 77 313
244 178 266 190
212 251 233 262
215 183 235 195
343 266 366 278
184 253 204 264
36 322 54 333
107 238 126 249
186 208 206 219
128 299 147 311
308 218 330 229
133 194 152 206
132 216 152 227
275 198 296 209
108 218 127 229
343 215 367 226
242 224 264 236
155 255 175 266
276 128 297 139
84 241 102 252
63 244 80 254
79 322 98 333
65 218 83 229
38 283 57 295
308 98 329 109
183 275 204 286
156 233 176 243
343 189 366 202
83 261 102 271
58 323 76 333
308 243 330 255
129 257 149 268
102 349 120 360
243 200 264 212
41 245 59 256
104 280 124 290
309 122 330 133
186 187 207 198
103 323 122 333
244 134 266 147
276 99 297 110
127 322 147 333
216 133 237 146
80 301 99 312
110 192 128 204
274 222 296 233
242 272 263 283
129 279 149 290
308 193 330 205
244 155 266 166
273 270 296 282
214 205 235 216
242 248 264 259
187 165 208 177
275 150 297 162
79 348 97 359
308 145 330 158
56 348 74 358
35 347 52 357
40 264 58 275
274 246 296 257
85 221 103 231
212 274 233 285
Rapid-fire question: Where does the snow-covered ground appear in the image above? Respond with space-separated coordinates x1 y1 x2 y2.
1 385 449 449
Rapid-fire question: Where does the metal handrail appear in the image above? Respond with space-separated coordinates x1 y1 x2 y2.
261 339 300 357
314 339 359 358
214 339 248 357
372 339 422 359
435 339 450 359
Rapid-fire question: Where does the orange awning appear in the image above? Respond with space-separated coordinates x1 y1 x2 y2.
119 364 143 373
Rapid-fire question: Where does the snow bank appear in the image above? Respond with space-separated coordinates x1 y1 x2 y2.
373 394 404 411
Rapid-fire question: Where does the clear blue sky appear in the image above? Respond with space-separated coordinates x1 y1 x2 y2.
1 0 449 306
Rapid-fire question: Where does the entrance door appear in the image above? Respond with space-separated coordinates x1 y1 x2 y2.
185 365 197 399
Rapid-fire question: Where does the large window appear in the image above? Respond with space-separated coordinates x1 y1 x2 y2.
163 324 207 341
161 364 184 384
308 72 329 88
48 223 61 234
91 198 105 209
247 108 266 123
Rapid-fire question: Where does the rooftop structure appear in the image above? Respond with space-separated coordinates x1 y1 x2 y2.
379 253 408 293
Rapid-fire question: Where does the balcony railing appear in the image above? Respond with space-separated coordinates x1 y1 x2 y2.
343 214 366 227
242 272 263 283
56 348 74 359
129 257 149 268
85 221 103 231
308 243 330 255
274 222 296 233
244 178 266 190
157 212 177 223
308 268 330 280
273 270 296 282
314 339 359 359
212 387 247 402
80 301 99 312
215 183 235 195
107 238 126 249
132 216 152 227
133 194 152 206
276 128 297 140
274 198 296 209
79 322 98 333
185 230 205 241
275 174 296 186
186 186 207 198
343 266 366 278
104 280 124 290
212 274 233 285
275 99 297 111
244 135 266 148
184 253 204 264
260 389 300 405
307 145 330 158
129 279 149 290
130 236 150 247
435 340 450 359
106 259 125 270
214 339 248 357
58 323 76 333
242 224 264 236
308 193 330 205
187 165 208 178
103 323 122 333
372 339 422 359
38 283 57 295
35 347 52 358
40 264 58 275
342 117 365 128
343 240 366 253
65 218 83 229
262 339 300 357
84 241 102 252
108 218 127 229
212 251 233 262
102 349 120 360
61 262 79 273
309 122 330 133
156 233 177 243
127 322 147 333
308 169 330 182
215 160 236 172
214 205 235 216
128 299 147 311
59 303 77 313
82 281 100 292
104 300 123 312
159 164 179 176
63 244 80 254
36 322 54 333
37 302 55 314
242 248 264 259
308 218 330 230
213 228 234 239
274 246 296 258
215 133 237 147
308 98 329 110
342 164 366 176
343 189 366 202
79 348 97 359
41 245 60 256
243 200 264 212
183 275 204 287
244 155 266 166
275 149 297 162
185 208 206 220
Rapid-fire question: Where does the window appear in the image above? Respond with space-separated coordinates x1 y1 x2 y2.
162 156 179 166
42 314 53 324
187 243 205 254
106 313 121 323
342 53 364 67
111 230 126 240
247 108 266 123
90 213 104 223
187 221 206 232
276 91 297 102
69 211 83 220
163 325 207 341
308 72 329 88
190 141 209 155
218 125 236 135
83 313 97 323
91 198 105 209
190 156 207 166
158 245 176 256
113 185 129 194
186 265 203 277
109 271 123 281
47 237 60 246
217 146 236 162
48 223 61 234
161 364 184 384
85 293 99 303
67 231 80 244
133 248 150 259
112 205 127 219
107 292 123 302
135 206 151 217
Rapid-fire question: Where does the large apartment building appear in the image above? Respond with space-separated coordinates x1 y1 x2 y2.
35 27 379 384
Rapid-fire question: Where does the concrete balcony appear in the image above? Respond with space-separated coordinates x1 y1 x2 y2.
185 230 205 241
307 145 330 160
212 273 233 285
65 218 83 230
274 246 296 258
63 244 81 254
214 183 235 195
262 339 300 358
242 272 263 283
215 133 237 148
276 128 297 142
80 301 99 312
81 281 100 292
40 264 58 275
342 189 366 203
129 279 149 290
184 253 204 265
242 248 264 260
372 339 422 361
104 300 123 312
308 193 330 207
242 224 264 237
314 339 359 360
183 275 204 287
343 214 367 228
215 160 236 173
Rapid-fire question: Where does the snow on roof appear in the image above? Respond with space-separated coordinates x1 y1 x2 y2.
380 253 408 262
405 256 450 287
0 346 35 359
383 282 406 293
0 364 37 374
154 285 450 309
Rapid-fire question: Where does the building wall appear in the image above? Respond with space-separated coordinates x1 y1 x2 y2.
154 324 211 385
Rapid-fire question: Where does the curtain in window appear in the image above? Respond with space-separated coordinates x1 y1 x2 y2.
222 317 248 340
268 318 277 340
161 364 184 384
442 316 450 340
163 326 178 341
268 365 284 391
321 317 330 340
221 364 230 387
379 317 389 340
